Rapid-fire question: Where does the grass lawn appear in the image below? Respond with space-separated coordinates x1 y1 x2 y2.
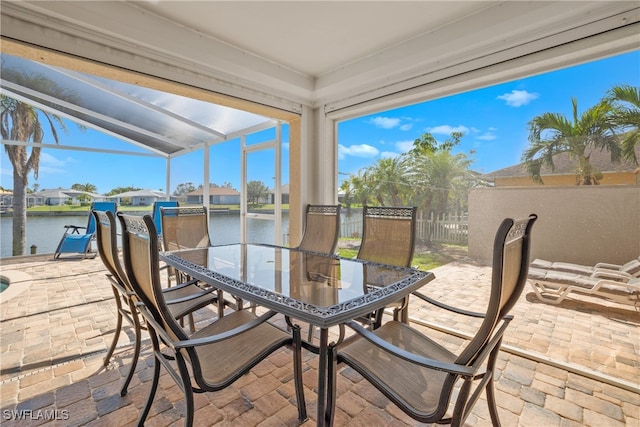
337 243 466 270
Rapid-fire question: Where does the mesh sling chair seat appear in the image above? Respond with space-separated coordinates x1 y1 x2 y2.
93 210 221 396
357 206 417 327
295 204 341 343
160 205 237 317
55 201 116 259
326 214 537 426
297 204 341 254
117 213 307 425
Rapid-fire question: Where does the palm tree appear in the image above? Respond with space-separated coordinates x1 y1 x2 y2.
606 84 639 164
365 156 409 206
348 169 377 207
1 96 67 255
523 98 620 185
72 182 98 193
405 132 477 242
72 182 98 205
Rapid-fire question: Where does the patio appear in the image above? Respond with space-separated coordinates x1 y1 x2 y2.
1 254 638 426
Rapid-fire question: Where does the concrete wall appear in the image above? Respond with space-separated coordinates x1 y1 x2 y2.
469 186 640 266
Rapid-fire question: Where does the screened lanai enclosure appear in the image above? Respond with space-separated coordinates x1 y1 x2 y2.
1 0 639 252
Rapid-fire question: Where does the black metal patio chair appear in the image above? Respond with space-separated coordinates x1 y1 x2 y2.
326 214 537 426
117 213 307 426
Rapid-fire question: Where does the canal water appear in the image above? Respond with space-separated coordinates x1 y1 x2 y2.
0 212 291 258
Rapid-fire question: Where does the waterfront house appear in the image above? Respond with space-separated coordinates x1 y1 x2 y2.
108 189 169 206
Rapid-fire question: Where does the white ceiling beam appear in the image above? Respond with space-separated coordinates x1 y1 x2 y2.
317 2 640 107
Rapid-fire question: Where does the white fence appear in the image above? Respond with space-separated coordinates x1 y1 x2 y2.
340 210 468 245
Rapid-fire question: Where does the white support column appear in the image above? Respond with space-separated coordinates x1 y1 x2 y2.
240 135 247 243
165 157 171 200
274 123 282 245
318 111 338 203
203 144 210 208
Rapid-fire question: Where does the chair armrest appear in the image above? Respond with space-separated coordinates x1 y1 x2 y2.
411 291 487 318
341 320 475 376
106 275 136 297
164 289 215 305
161 278 200 292
173 310 281 348
63 225 86 233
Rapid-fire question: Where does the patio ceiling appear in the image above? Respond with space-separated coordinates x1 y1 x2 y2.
3 2 639 109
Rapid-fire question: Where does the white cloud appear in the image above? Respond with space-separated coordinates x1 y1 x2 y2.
477 132 497 141
368 116 401 129
38 152 73 174
395 140 415 152
428 125 469 135
380 151 400 159
497 90 539 107
338 144 379 160
399 123 413 131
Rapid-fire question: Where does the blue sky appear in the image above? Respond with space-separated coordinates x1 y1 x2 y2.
1 50 638 195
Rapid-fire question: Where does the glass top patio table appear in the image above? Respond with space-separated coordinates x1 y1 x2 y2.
160 243 435 426
159 243 435 329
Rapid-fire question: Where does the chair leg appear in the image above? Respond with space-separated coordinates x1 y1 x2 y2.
307 325 315 343
104 289 123 367
137 349 161 426
188 313 196 332
176 354 195 427
485 345 503 427
120 304 141 396
291 325 307 422
486 376 501 427
325 343 338 426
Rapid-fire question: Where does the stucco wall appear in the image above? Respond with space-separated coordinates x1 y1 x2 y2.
469 186 640 266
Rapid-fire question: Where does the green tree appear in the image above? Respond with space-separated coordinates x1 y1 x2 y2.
339 179 354 209
106 186 140 196
72 182 97 193
173 182 196 196
365 156 409 206
522 98 620 185
72 182 98 204
246 180 269 206
1 96 68 255
347 169 377 207
406 132 476 241
606 84 639 164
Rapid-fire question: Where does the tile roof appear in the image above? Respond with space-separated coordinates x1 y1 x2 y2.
482 145 640 179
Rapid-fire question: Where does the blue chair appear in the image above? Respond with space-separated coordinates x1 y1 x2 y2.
54 201 117 259
151 200 179 240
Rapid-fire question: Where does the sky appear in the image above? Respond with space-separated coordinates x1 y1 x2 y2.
1 50 638 195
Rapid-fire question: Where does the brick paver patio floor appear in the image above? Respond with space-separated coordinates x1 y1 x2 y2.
1 254 638 426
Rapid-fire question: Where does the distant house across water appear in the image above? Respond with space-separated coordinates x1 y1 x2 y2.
108 189 168 206
186 186 240 205
29 189 107 206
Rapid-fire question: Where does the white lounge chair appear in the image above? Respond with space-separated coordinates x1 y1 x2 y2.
530 256 640 282
528 267 640 308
